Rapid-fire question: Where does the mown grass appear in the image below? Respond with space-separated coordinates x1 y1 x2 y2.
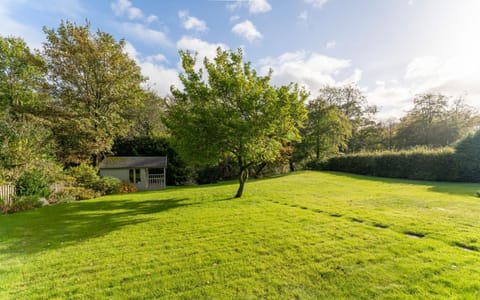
1 171 479 299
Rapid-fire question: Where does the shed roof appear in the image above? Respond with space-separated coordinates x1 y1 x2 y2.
99 156 167 169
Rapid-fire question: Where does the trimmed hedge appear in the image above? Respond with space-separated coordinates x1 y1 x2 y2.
309 147 461 182
454 130 480 182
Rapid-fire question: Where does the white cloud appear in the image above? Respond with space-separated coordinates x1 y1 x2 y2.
298 11 308 21
366 81 413 120
146 15 159 23
404 55 480 103
258 51 359 93
232 20 262 42
326 40 336 49
230 15 241 22
366 54 480 119
405 56 441 80
0 3 44 50
248 0 272 14
123 41 180 96
228 0 272 14
178 10 208 32
176 36 228 62
342 69 362 85
0 0 87 49
145 54 168 64
123 41 139 60
304 0 329 9
111 0 157 23
140 61 181 95
119 22 171 47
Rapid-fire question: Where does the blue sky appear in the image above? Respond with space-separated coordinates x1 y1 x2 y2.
1 0 479 119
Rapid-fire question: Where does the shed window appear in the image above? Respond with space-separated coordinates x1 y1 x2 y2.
129 169 141 183
135 168 141 183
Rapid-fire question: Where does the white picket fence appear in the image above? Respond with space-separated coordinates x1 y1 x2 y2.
0 183 65 206
0 185 15 206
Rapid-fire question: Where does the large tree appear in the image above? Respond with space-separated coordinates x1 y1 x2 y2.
317 85 378 152
165 48 307 197
0 36 58 182
299 97 351 161
125 89 168 138
42 20 146 165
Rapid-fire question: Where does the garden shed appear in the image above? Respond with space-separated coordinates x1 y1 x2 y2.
99 156 167 190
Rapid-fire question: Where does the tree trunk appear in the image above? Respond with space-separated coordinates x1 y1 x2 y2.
92 153 98 167
235 168 249 198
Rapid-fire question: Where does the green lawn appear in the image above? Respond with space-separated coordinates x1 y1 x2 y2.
1 171 479 299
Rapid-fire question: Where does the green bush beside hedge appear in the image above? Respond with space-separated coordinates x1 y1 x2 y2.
454 130 480 182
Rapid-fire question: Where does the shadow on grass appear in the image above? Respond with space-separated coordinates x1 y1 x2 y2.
0 197 191 258
319 171 480 197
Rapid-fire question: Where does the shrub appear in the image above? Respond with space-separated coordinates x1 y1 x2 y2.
48 190 77 204
66 164 99 190
1 195 42 214
16 170 50 198
119 182 138 193
60 187 99 200
455 130 480 182
196 165 223 184
93 177 122 195
66 164 121 195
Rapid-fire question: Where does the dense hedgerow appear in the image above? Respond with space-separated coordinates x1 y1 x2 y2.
454 130 480 182
309 147 460 182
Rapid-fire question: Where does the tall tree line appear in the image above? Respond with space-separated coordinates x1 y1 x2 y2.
294 88 480 165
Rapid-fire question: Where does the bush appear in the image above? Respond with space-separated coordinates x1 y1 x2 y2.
16 170 50 198
196 165 223 184
93 177 122 195
1 195 42 214
48 190 77 204
118 182 138 193
66 164 99 190
59 187 99 201
312 147 458 182
455 130 480 182
66 164 121 195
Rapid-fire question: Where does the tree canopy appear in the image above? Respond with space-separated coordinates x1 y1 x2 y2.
0 36 48 119
42 20 146 165
297 97 351 161
395 94 479 148
165 48 307 197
